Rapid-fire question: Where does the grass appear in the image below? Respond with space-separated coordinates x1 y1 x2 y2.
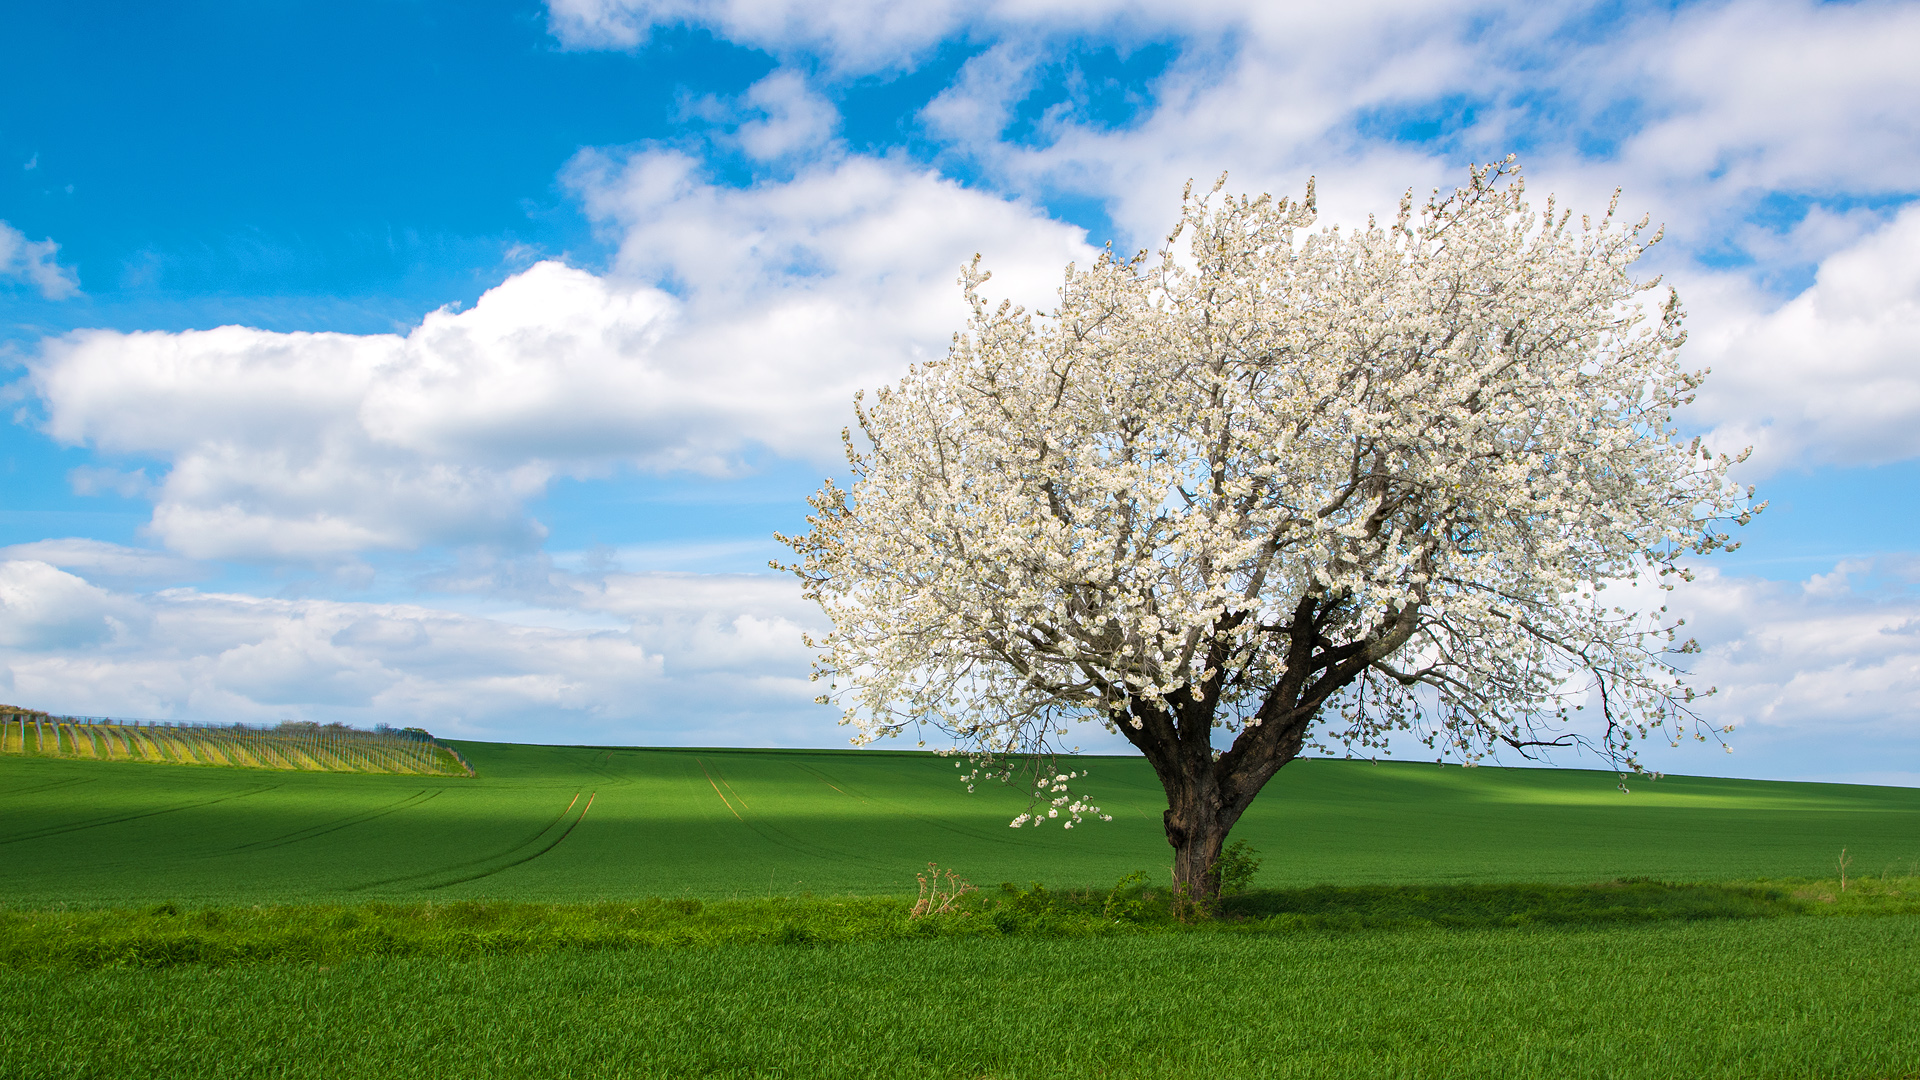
4 740 1919 908
6 742 1920 1077
13 877 1900 970
3 916 1917 1078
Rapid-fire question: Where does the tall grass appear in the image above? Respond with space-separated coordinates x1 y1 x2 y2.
3 915 1916 1079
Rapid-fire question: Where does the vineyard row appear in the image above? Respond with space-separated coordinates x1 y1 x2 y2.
0 712 473 777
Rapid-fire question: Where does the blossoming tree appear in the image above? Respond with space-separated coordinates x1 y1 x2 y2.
779 160 1758 898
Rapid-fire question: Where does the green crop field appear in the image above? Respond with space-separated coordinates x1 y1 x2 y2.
2 740 1917 907
6 918 1920 1080
5 741 1920 1078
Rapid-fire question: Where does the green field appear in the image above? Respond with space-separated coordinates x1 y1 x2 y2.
5 917 1919 1078
4 740 1918 907
5 742 1920 1079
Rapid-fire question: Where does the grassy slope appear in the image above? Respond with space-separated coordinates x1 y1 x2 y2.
4 741 1918 907
6 744 1920 1078
4 917 1917 1079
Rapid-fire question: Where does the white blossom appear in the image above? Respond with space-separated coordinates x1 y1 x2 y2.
778 160 1757 889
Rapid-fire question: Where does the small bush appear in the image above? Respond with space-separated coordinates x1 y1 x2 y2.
1215 841 1262 896
1102 871 1150 922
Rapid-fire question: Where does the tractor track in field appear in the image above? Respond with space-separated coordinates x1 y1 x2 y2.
223 789 444 853
424 793 595 890
0 784 279 846
0 776 98 799
696 758 750 819
692 758 897 872
789 761 874 804
345 791 591 892
572 748 637 786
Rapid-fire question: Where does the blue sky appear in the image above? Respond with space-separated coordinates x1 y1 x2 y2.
3 0 1918 785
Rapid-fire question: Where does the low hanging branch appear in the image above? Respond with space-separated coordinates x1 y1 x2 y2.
778 158 1760 899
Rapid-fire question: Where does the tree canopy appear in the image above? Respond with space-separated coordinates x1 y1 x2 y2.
779 160 1758 897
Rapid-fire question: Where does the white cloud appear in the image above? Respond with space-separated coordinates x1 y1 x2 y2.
28 151 1088 564
1683 205 1920 473
0 564 833 746
7 550 1912 777
679 71 842 163
983 0 1920 259
754 0 1920 478
732 71 840 162
30 1 1904 567
10 0 1914 768
30 265 645 559
1452 558 1920 783
544 0 1538 78
0 561 145 650
549 1 1920 273
0 539 201 588
563 148 1094 441
1674 561 1920 742
67 465 154 499
542 0 1565 243
547 0 979 69
1600 0 1920 212
919 42 1041 147
0 219 79 299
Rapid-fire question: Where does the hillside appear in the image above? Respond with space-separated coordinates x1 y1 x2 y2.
2 741 1914 908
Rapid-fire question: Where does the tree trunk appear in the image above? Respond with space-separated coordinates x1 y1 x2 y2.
1124 668 1320 903
1163 771 1239 902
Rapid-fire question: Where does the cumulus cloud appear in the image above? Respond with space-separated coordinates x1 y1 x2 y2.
1596 0 1920 217
0 561 145 650
27 168 1087 562
8 0 1912 766
731 71 841 162
0 539 201 589
30 264 656 559
34 1 1910 567
547 1 1920 271
545 0 1530 79
547 0 985 68
0 564 831 746
1683 205 1920 473
1427 559 1920 783
9 550 1910 777
0 219 79 299
1663 561 1920 779
1000 0 1919 260
563 148 1094 433
679 70 842 163
705 0 1919 478
537 0 1559 238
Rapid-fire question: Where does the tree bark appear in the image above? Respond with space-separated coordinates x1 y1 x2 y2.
1165 784 1232 900
1137 702 1275 903
1117 594 1419 902
1130 693 1318 901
